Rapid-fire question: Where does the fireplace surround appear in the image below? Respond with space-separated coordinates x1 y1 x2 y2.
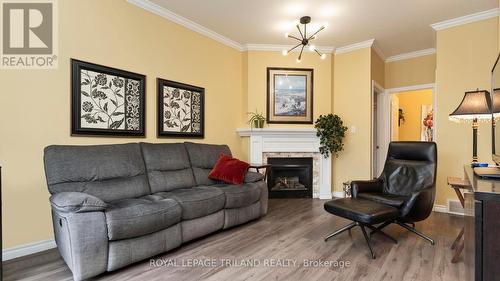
237 128 332 199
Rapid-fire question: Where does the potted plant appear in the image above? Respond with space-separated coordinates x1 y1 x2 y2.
247 110 266 129
314 114 348 158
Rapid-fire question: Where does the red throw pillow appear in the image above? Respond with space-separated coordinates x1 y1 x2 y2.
209 154 250 185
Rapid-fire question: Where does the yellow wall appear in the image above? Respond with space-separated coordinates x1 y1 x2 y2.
243 51 333 128
371 49 385 88
435 17 498 206
385 54 436 89
333 48 372 191
0 0 244 248
396 90 433 141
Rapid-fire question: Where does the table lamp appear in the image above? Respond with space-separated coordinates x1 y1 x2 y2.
449 89 492 163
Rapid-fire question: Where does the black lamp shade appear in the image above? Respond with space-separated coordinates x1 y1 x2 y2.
449 90 492 120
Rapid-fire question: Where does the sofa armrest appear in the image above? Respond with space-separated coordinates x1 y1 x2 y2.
244 171 265 183
52 210 108 280
50 192 107 213
351 179 383 198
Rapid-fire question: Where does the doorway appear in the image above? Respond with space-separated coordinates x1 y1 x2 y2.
372 83 435 177
391 89 434 142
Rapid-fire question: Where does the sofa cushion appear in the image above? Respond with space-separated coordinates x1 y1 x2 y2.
44 143 150 202
184 142 232 186
105 198 181 241
155 186 225 220
208 154 250 185
140 143 196 192
357 192 408 208
214 182 262 208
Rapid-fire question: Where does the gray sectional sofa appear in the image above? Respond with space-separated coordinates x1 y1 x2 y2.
43 142 268 281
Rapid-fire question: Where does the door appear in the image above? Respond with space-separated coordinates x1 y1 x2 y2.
372 90 378 178
372 83 387 178
391 95 400 141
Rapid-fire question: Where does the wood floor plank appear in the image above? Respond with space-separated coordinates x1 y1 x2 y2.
3 199 464 281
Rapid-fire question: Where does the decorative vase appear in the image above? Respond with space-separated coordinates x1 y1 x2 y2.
254 119 264 128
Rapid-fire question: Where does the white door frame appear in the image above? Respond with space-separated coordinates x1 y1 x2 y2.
382 83 437 151
371 80 385 178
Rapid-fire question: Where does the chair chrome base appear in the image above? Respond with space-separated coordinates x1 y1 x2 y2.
370 220 435 245
324 221 398 259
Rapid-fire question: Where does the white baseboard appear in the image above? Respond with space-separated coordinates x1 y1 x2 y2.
319 193 333 199
331 191 345 198
2 239 56 261
433 204 448 213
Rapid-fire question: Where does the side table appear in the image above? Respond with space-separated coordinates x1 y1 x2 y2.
447 176 471 263
249 163 271 181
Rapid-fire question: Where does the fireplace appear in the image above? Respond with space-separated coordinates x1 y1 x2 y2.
267 157 313 198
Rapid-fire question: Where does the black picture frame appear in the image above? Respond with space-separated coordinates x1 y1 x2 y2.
71 59 146 136
157 78 205 138
266 67 314 124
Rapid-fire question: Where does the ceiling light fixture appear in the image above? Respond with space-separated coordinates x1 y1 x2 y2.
282 16 327 62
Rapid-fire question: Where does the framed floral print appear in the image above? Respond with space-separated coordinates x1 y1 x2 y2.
157 78 204 138
71 59 146 136
267 67 314 124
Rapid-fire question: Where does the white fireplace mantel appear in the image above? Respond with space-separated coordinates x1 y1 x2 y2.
237 128 332 199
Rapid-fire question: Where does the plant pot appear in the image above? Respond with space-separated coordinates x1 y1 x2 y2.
253 119 264 128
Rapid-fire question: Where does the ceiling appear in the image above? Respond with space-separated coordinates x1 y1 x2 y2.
148 0 497 57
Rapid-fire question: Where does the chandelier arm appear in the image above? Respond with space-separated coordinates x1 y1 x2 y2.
314 49 323 57
308 26 325 40
298 45 305 60
304 23 307 38
287 43 302 53
287 35 302 41
296 24 304 39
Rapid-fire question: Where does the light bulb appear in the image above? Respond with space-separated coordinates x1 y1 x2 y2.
282 50 288 56
309 45 316 51
320 54 327 60
296 58 301 63
284 32 289 38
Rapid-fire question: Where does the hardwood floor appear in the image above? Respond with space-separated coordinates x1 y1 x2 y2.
3 199 465 281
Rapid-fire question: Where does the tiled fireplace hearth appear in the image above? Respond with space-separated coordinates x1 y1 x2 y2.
236 128 332 199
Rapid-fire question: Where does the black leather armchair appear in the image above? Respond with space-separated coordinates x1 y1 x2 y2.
352 141 437 244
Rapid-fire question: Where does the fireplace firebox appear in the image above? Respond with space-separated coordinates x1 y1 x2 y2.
267 157 313 198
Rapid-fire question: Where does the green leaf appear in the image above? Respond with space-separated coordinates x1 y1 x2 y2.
181 124 191 132
109 118 124 129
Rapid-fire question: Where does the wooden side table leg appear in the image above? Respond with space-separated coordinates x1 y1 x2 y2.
451 239 465 263
451 227 464 250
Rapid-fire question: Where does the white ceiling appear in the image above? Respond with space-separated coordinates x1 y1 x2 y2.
148 0 497 57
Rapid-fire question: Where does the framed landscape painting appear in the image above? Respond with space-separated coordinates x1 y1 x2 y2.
267 67 313 124
71 59 146 136
157 78 204 138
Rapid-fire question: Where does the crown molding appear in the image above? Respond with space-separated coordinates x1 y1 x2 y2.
385 48 436 63
431 8 499 31
372 40 386 61
334 39 375 55
127 0 244 51
244 44 335 54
